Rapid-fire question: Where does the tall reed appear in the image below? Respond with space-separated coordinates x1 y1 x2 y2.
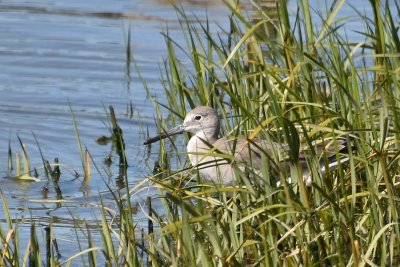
142 0 400 265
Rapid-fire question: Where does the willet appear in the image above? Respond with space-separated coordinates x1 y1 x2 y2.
144 106 347 185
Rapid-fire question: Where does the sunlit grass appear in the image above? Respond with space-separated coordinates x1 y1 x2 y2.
0 0 399 266
141 0 400 265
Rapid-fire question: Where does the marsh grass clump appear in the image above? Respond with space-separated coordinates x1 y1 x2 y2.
141 0 400 265
6 135 40 182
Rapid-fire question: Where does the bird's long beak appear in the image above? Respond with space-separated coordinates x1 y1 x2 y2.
144 124 185 145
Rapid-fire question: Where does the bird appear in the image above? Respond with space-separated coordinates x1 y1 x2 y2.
144 106 348 186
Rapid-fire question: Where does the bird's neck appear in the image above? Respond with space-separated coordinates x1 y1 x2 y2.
187 131 218 165
194 130 218 145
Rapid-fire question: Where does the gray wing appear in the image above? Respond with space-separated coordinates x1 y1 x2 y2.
213 138 288 170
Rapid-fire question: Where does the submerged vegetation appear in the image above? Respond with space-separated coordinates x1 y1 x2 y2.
1 0 400 266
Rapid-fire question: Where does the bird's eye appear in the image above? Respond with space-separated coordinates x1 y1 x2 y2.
194 115 202 121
